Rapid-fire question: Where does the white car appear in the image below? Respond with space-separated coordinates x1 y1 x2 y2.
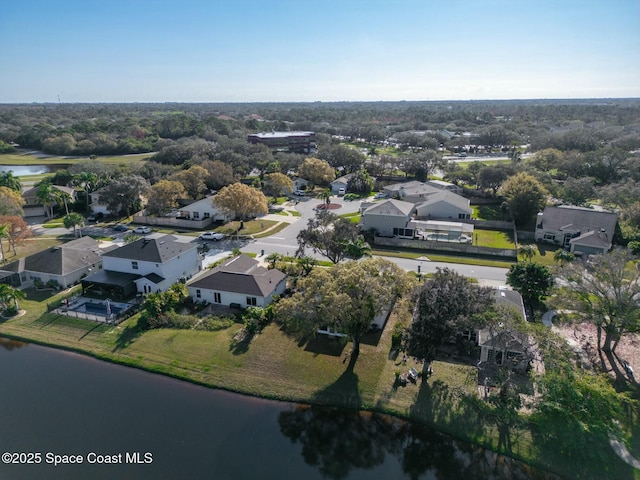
199 232 225 241
133 226 151 234
293 190 306 196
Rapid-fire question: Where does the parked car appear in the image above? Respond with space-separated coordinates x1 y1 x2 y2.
293 189 306 196
199 232 225 241
133 226 151 234
112 224 129 232
374 192 387 199
86 212 104 222
338 187 346 196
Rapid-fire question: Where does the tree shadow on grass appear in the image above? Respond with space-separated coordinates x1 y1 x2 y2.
303 335 347 357
229 328 254 355
312 352 361 408
112 322 144 352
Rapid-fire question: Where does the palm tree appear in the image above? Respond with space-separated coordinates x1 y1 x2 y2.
63 213 84 238
265 252 282 270
344 237 372 259
35 181 55 219
73 172 98 212
0 171 21 192
553 248 575 266
55 190 72 216
517 244 537 262
0 284 26 312
318 189 332 206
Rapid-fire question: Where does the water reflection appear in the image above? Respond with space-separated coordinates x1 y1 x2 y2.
0 337 27 350
279 405 560 480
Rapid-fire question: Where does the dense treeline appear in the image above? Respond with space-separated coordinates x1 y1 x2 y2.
1 99 640 237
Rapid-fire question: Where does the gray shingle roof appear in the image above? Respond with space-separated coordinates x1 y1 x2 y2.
363 199 415 217
104 236 196 263
1 237 102 276
416 190 470 210
538 206 618 239
188 254 286 297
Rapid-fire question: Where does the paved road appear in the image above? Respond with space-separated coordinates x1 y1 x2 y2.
27 194 508 284
240 195 509 285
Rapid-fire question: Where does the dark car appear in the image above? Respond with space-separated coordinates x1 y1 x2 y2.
112 224 129 232
86 212 104 223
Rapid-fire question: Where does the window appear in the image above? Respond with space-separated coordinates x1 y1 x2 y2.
214 292 221 303
131 261 139 270
543 233 555 241
246 296 257 306
196 289 201 299
203 212 210 219
193 212 200 219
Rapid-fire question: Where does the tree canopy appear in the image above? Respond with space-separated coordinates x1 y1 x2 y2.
506 262 553 311
274 258 411 356
406 268 494 366
145 180 186 215
297 157 335 185
296 210 362 264
213 182 268 220
500 172 548 226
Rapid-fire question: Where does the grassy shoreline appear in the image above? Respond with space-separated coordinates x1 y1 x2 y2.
2 289 636 479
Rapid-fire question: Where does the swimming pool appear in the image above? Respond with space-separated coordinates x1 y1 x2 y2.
67 299 132 318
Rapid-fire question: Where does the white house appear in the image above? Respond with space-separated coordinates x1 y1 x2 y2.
89 187 113 216
0 237 104 289
415 191 472 220
292 177 310 192
179 197 231 223
360 199 415 237
81 235 200 299
187 254 286 308
382 181 441 203
330 173 354 194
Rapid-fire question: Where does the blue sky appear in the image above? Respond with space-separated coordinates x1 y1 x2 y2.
1 0 638 102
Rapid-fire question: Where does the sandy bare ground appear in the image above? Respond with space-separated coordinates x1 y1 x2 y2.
552 321 639 380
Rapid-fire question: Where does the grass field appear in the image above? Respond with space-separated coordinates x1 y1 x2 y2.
473 229 516 249
0 152 152 166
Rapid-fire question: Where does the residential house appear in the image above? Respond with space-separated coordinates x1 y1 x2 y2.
477 288 531 371
89 187 114 216
534 205 618 255
360 199 415 237
426 179 464 195
133 196 231 229
0 237 104 289
187 254 286 308
477 328 531 372
81 235 200 299
330 173 354 194
179 197 231 223
292 177 310 192
415 191 472 220
382 180 469 206
22 185 77 218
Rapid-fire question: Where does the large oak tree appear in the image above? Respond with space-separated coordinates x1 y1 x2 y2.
274 258 411 357
213 182 268 220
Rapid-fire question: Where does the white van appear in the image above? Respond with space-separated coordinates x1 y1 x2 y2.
338 187 346 196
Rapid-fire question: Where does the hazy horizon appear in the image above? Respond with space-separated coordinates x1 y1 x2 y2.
1 0 638 103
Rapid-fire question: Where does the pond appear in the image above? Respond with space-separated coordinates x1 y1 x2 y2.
0 339 558 480
0 164 66 176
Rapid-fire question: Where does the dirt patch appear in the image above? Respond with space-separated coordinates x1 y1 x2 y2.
316 203 342 210
552 321 640 376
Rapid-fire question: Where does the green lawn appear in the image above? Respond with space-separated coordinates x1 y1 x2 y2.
339 211 361 223
473 229 516 249
0 152 151 166
371 248 514 268
472 204 507 221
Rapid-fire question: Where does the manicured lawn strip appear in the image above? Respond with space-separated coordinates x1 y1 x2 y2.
252 222 290 238
371 248 514 268
339 212 361 223
473 229 515 249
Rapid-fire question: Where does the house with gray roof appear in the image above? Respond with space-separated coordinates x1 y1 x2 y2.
81 235 200 299
187 254 286 308
534 205 618 255
415 190 472 220
360 199 416 237
330 173 354 194
0 237 104 289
